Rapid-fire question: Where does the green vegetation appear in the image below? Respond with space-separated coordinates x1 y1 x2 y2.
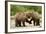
10 5 42 16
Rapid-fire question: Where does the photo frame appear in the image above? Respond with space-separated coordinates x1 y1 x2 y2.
5 1 45 33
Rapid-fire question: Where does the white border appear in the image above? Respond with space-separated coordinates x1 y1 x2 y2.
8 2 44 32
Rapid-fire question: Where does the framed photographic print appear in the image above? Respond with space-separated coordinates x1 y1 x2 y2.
5 1 45 33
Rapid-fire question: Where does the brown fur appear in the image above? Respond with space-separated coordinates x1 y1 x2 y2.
15 12 40 27
26 12 40 26
15 12 27 27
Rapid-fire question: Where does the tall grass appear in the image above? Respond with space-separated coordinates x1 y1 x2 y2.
10 5 42 16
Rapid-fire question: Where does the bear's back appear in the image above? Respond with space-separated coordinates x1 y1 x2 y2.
15 12 26 21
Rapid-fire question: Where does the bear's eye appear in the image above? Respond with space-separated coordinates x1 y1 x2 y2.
28 16 30 18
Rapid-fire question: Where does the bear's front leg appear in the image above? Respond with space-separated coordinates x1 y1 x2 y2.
18 21 21 27
33 20 35 26
23 22 25 27
36 19 40 26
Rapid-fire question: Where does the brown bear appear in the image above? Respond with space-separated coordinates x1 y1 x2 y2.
25 12 33 24
32 12 40 26
26 12 40 26
15 12 28 27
